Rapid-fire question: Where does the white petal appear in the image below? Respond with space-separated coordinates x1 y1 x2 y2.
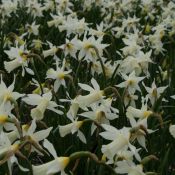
169 125 175 138
27 119 37 135
26 67 34 75
91 78 100 90
78 83 94 92
43 139 57 158
77 130 86 143
33 127 53 142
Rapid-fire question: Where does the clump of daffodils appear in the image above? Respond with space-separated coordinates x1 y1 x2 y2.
1 0 175 174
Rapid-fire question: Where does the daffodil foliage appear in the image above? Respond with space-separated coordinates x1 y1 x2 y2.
0 0 175 175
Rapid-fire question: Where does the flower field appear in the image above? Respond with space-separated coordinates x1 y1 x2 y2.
0 0 175 174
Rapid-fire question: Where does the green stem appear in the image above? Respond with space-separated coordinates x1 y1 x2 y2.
27 53 48 69
141 155 158 165
65 75 77 94
30 58 44 95
111 64 120 83
89 46 107 85
69 151 117 175
16 151 33 175
75 59 82 83
104 86 125 113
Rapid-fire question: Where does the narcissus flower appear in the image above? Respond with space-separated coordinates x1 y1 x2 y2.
59 36 79 59
115 160 145 175
59 119 86 143
76 78 105 110
0 77 24 106
126 105 152 126
32 157 69 175
4 44 34 76
23 91 63 120
143 81 167 105
32 139 70 175
76 35 109 62
79 98 118 135
25 22 40 36
0 132 28 174
43 41 58 59
100 124 135 161
116 71 145 94
46 60 72 92
0 102 15 131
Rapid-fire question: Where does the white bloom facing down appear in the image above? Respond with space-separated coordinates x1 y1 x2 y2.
32 157 69 175
23 91 63 120
76 78 105 109
32 139 70 175
59 120 86 143
126 105 152 127
100 124 135 161
4 44 34 76
115 160 145 175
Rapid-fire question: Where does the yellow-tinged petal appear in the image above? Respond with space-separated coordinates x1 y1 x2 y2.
0 115 8 124
143 111 152 118
57 72 65 79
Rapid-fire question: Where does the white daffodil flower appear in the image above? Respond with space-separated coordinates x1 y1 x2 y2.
126 105 152 127
0 103 15 132
129 118 154 150
26 1 44 18
124 92 138 108
119 50 153 76
46 60 72 92
47 13 65 28
76 34 109 62
59 16 88 36
43 41 60 59
76 78 105 110
121 37 142 56
89 22 105 37
113 149 141 164
143 81 167 105
25 21 40 36
122 15 140 33
59 118 86 143
23 119 53 154
59 36 79 59
23 91 63 120
32 139 70 175
100 124 136 161
4 44 34 76
116 71 145 94
7 119 52 147
0 76 24 106
60 92 80 120
32 157 69 175
79 98 118 135
115 160 145 175
0 132 28 175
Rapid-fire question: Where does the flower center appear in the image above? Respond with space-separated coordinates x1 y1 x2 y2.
57 72 65 79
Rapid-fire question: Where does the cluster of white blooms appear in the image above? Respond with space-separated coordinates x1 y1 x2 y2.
1 0 175 174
